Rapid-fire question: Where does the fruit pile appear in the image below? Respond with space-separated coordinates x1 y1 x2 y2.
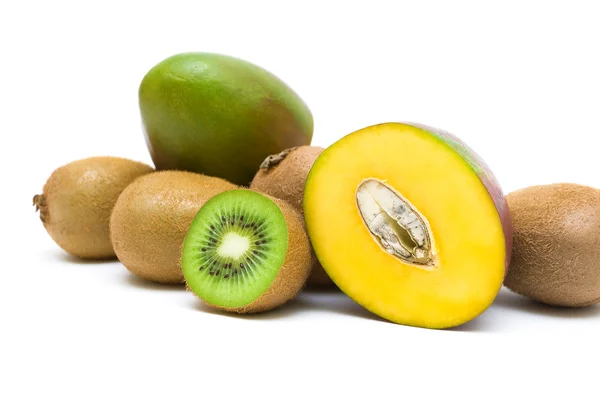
34 52 600 329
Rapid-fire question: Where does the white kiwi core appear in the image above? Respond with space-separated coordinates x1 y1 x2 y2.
217 232 250 259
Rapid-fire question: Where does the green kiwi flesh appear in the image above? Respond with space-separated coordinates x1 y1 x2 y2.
182 190 290 309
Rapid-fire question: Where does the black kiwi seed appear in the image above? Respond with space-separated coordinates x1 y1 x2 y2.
240 263 244 268
210 271 215 276
259 234 264 238
240 216 244 221
216 270 220 276
262 240 267 244
201 247 206 252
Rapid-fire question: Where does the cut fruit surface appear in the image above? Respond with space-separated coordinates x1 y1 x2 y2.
182 189 312 313
304 123 511 329
182 190 287 308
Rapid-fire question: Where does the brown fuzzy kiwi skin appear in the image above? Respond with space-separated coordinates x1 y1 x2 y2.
187 193 313 313
110 171 236 284
250 146 334 287
33 156 154 259
504 183 600 307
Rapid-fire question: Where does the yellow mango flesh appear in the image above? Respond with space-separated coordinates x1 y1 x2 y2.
304 123 507 329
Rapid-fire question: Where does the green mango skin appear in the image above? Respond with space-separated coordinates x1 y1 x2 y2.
139 52 314 186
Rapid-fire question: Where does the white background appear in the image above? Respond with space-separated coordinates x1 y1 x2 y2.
2 1 600 399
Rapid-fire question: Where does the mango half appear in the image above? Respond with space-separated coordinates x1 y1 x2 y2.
139 52 314 186
304 123 512 329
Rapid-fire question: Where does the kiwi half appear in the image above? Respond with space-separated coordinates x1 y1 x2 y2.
182 189 312 313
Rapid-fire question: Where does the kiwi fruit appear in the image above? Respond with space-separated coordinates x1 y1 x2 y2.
250 146 333 287
33 156 154 259
505 183 600 307
109 171 236 284
181 189 312 313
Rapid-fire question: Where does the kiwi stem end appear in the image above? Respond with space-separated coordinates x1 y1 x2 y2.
259 147 297 169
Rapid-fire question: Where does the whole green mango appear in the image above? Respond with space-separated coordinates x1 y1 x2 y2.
139 52 314 185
